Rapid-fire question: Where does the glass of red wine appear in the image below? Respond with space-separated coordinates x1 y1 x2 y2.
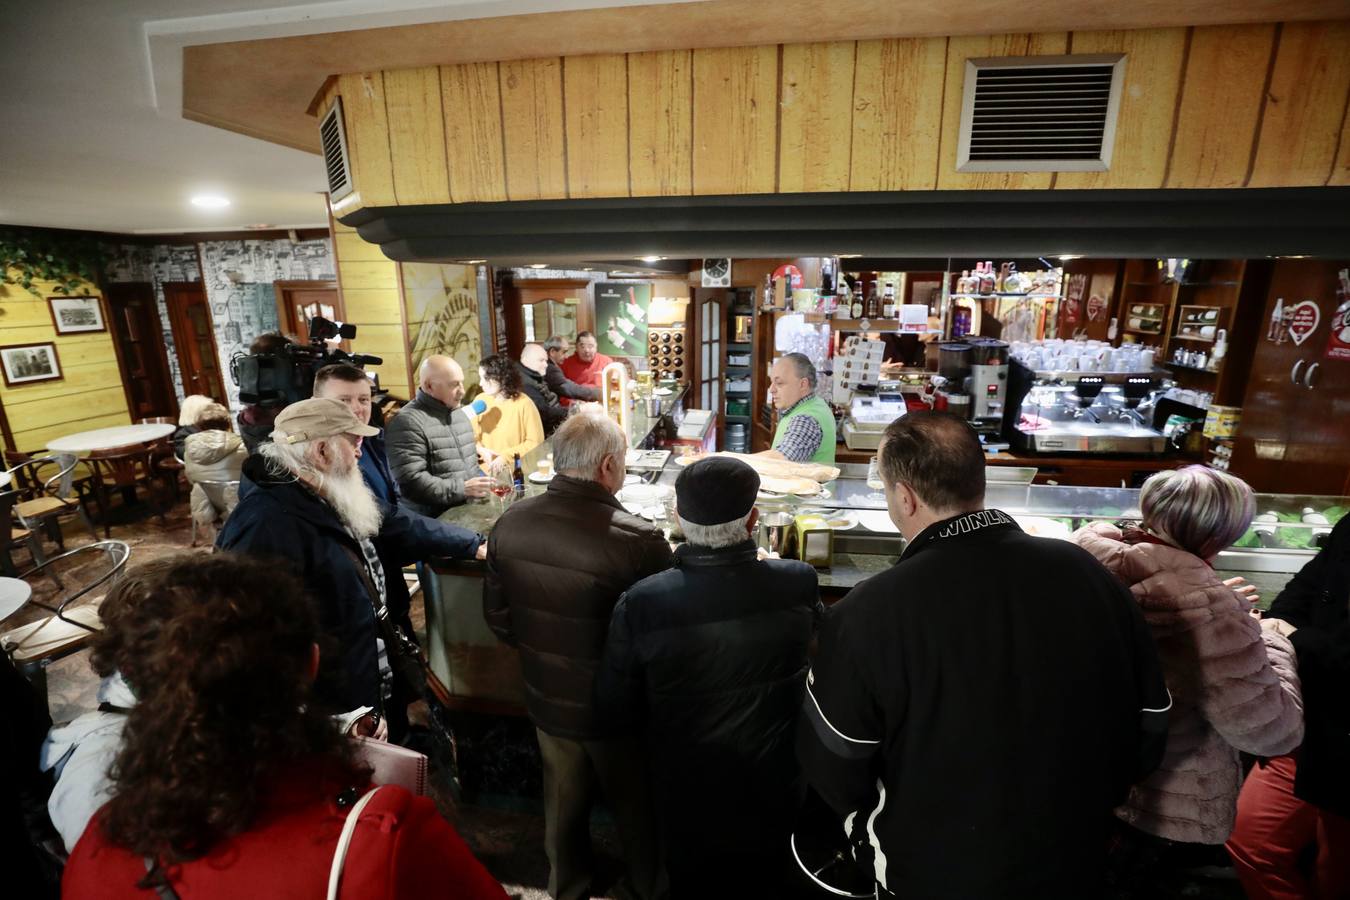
490 466 514 511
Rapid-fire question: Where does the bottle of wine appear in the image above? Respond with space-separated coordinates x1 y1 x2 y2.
850 280 863 319
511 454 525 497
882 283 896 319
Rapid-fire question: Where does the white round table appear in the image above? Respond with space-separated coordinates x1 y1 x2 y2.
46 423 176 455
0 577 32 624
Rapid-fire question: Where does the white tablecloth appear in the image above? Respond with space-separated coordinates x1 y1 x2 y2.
46 423 176 455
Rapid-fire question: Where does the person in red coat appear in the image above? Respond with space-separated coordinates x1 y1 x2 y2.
559 331 613 399
61 553 507 900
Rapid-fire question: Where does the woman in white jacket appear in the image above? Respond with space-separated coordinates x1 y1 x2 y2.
183 402 246 539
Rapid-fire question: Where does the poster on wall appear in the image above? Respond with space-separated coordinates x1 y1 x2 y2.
403 263 482 396
48 295 106 334
0 342 62 387
595 282 650 357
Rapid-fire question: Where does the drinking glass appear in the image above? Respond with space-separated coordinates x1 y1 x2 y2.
866 456 885 502
490 466 514 511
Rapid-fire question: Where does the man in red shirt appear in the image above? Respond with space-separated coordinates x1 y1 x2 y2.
560 331 613 400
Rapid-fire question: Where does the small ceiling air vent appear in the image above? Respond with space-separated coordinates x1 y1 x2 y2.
957 54 1125 173
319 97 354 202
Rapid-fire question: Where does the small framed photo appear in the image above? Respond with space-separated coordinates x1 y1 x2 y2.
48 295 107 334
0 342 63 387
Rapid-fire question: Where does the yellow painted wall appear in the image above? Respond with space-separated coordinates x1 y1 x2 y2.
0 272 131 452
323 19 1350 217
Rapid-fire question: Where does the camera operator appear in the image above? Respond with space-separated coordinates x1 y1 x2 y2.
236 332 293 451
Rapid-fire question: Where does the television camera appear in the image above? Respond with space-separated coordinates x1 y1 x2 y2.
231 316 383 407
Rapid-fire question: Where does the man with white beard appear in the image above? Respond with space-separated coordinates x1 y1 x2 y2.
218 397 396 728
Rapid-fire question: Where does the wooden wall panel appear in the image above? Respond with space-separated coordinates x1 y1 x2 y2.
1332 109 1350 186
936 32 1070 190
334 231 388 262
563 54 630 198
384 67 450 205
338 261 400 292
1249 20 1350 187
499 58 568 200
779 42 857 193
1166 24 1278 188
336 73 397 207
340 287 403 321
850 37 947 191
1056 28 1188 189
0 276 130 454
441 63 509 202
627 50 693 196
692 46 779 194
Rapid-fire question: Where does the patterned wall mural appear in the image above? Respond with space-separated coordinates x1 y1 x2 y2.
402 262 482 398
106 237 335 409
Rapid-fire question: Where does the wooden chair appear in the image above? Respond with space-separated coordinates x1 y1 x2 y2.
83 445 170 536
1 540 130 716
4 449 99 521
3 455 99 552
0 490 47 576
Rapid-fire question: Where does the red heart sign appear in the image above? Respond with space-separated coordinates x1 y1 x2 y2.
1287 300 1321 346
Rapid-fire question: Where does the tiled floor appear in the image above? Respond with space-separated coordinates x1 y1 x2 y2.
21 497 626 900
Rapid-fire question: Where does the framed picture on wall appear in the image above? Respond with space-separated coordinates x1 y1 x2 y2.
48 295 107 334
0 342 63 386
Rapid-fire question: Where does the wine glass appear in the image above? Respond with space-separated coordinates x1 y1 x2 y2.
489 465 514 511
866 456 885 503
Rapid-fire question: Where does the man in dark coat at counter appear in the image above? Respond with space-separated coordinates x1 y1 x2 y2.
597 456 819 898
798 411 1170 900
1228 513 1350 899
484 412 672 900
544 335 600 405
519 343 569 435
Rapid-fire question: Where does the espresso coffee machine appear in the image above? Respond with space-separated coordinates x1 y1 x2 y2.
1003 359 1169 454
966 338 1009 435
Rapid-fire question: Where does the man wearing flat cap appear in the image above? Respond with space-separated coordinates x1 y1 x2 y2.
597 456 821 898
218 398 401 734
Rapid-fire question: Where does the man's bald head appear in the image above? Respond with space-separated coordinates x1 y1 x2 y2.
419 355 466 409
521 343 548 376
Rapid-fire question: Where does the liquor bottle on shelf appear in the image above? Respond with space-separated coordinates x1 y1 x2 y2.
850 284 863 319
882 283 896 319
821 258 834 294
958 270 971 295
762 274 775 310
834 279 849 319
980 262 996 295
864 284 880 320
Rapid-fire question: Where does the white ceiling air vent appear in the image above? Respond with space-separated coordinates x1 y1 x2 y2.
319 97 354 202
956 54 1125 173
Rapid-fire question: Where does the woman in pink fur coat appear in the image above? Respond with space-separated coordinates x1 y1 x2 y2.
1073 466 1304 862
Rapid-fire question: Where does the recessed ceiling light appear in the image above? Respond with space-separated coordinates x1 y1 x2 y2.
190 194 231 209
639 256 664 262
1057 254 1082 261
528 263 549 269
460 259 486 264
837 254 862 259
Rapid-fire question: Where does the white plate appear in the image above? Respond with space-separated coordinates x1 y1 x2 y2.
528 471 554 484
798 508 859 530
855 510 900 533
617 483 671 505
624 473 642 485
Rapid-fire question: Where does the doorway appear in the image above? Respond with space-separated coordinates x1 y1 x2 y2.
162 282 225 402
104 283 178 420
502 278 592 359
274 280 342 342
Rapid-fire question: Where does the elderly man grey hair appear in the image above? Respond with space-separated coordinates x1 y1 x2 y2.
552 411 628 494
678 510 758 550
257 435 383 539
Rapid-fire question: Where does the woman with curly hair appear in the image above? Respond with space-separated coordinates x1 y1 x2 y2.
473 352 544 472
1072 466 1304 888
61 552 507 900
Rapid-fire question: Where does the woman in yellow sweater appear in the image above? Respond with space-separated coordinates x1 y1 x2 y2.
474 353 544 472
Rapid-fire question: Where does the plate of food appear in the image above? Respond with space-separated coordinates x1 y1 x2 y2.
759 475 827 497
528 471 554 484
798 508 858 530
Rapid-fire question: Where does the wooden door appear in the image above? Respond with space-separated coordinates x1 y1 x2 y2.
502 279 592 359
1231 260 1350 495
274 280 342 342
104 283 177 419
162 282 225 402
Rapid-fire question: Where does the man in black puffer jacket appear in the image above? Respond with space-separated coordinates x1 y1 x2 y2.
597 456 820 898
518 343 568 435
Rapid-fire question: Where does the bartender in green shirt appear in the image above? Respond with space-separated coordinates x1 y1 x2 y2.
756 352 836 464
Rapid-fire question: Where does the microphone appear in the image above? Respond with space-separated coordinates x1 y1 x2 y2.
462 398 488 419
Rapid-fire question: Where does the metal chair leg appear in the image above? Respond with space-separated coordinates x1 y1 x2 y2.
78 505 98 543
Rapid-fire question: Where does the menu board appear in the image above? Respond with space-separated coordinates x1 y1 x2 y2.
595 282 651 356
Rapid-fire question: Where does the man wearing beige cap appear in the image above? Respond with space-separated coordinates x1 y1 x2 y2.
218 397 396 727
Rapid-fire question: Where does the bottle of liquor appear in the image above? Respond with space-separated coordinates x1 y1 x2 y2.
511 454 525 497
882 283 896 319
762 274 775 310
980 262 996 295
957 270 971 294
865 283 880 320
850 283 863 319
821 258 834 294
834 278 849 319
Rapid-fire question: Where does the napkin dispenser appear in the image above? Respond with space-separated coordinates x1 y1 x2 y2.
793 514 835 569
